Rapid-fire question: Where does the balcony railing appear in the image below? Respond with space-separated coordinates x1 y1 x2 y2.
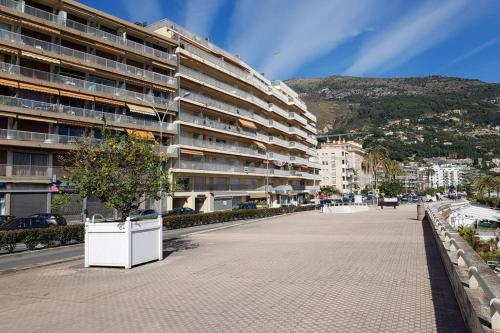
179 136 265 158
0 128 98 145
268 151 289 162
289 126 308 139
269 103 289 119
0 164 66 178
269 136 289 147
288 112 307 125
0 29 176 86
178 112 261 139
179 65 268 110
0 62 171 106
0 95 176 131
268 119 289 133
0 0 177 62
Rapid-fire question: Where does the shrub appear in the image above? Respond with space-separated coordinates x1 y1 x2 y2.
0 230 23 253
22 230 40 250
38 229 57 248
56 226 73 245
163 205 316 230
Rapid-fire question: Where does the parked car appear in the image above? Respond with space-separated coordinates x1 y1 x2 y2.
1 215 59 230
130 209 158 220
165 207 196 216
0 215 14 226
29 214 67 227
237 202 257 210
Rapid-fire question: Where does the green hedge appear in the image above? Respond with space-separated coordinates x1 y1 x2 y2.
163 205 317 230
0 224 84 253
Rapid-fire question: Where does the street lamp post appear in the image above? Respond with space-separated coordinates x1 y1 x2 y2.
135 92 190 215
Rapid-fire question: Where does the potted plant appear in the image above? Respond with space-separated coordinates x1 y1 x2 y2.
53 125 172 269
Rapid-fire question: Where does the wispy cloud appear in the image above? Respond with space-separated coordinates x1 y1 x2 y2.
184 0 223 37
447 35 500 67
122 0 164 23
227 0 382 79
344 0 472 76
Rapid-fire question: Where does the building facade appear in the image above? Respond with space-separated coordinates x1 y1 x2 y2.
0 1 319 217
428 164 463 190
318 141 369 194
150 19 320 212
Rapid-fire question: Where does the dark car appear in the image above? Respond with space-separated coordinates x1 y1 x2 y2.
165 207 196 216
130 209 158 220
29 213 67 227
0 215 14 226
238 202 257 210
2 216 50 230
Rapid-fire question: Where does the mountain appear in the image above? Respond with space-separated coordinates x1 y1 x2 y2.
286 76 500 161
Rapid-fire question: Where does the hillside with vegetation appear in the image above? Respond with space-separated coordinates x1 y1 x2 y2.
286 76 500 161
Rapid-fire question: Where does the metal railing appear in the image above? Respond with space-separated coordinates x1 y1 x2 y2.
288 112 307 125
179 65 268 110
0 164 65 178
269 103 289 119
178 112 262 139
0 95 176 131
0 62 171 106
0 0 176 62
269 135 289 148
181 90 268 128
0 29 176 86
0 128 98 145
178 136 266 158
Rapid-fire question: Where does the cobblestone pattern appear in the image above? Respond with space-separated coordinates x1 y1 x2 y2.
0 205 466 332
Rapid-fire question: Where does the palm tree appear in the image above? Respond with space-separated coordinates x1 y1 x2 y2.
361 145 389 192
472 175 494 198
383 160 404 180
424 167 435 190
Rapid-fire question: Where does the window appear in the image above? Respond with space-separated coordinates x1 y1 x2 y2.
13 152 48 166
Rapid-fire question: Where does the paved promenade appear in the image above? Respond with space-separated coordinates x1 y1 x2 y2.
0 205 465 332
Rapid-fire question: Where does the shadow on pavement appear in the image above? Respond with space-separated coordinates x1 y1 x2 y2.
163 237 199 259
421 217 467 332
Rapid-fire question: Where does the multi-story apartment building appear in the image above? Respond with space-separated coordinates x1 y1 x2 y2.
0 0 319 217
428 164 463 190
318 140 369 194
149 20 320 212
0 0 179 217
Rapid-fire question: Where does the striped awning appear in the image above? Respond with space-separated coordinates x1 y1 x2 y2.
125 129 155 141
238 118 257 129
95 96 126 106
0 45 18 54
19 83 58 95
127 103 156 116
0 78 18 88
180 148 204 156
253 141 266 150
21 20 60 34
21 51 60 64
60 90 94 101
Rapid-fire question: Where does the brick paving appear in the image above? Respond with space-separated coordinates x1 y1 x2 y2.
0 205 465 332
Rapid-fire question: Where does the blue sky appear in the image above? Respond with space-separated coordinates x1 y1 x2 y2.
80 0 500 83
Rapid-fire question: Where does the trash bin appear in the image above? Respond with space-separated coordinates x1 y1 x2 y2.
417 204 425 221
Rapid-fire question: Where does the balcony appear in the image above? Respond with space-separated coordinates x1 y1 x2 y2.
268 136 289 148
0 164 66 178
179 65 268 110
0 95 177 133
289 156 309 165
288 112 307 125
178 136 266 158
181 90 268 128
304 123 317 135
0 62 171 107
0 0 177 62
289 126 308 139
178 112 262 140
268 119 289 134
0 128 97 146
269 103 289 119
268 151 289 163
0 29 177 87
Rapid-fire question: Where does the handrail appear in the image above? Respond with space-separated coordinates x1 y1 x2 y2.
0 29 176 86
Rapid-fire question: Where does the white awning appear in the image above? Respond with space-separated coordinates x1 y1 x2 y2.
126 103 156 116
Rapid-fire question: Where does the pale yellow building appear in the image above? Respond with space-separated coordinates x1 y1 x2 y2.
318 140 370 194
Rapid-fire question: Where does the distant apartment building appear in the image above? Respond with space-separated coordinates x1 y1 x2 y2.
428 164 463 190
0 0 319 217
400 163 421 192
318 140 369 194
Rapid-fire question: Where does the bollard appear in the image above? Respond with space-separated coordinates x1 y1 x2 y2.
468 266 479 289
417 204 425 221
457 249 466 267
491 299 500 331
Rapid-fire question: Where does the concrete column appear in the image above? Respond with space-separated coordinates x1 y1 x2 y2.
6 150 12 177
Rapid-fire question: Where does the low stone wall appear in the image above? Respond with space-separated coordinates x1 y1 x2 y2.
426 203 500 332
